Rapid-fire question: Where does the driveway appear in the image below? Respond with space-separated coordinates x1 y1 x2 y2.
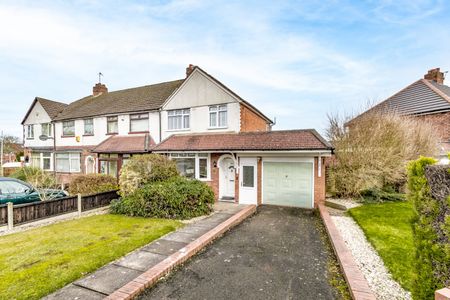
139 206 341 300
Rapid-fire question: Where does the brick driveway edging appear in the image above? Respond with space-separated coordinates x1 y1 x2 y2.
318 204 376 300
105 204 257 300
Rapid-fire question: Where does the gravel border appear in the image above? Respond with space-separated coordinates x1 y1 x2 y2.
330 213 411 300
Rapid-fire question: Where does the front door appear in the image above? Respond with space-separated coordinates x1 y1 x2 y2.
220 157 235 199
239 157 257 204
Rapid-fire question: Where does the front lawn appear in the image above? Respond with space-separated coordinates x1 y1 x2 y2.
0 214 182 299
348 201 415 291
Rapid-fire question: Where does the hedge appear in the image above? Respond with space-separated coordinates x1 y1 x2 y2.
111 176 215 219
407 157 450 300
68 174 119 196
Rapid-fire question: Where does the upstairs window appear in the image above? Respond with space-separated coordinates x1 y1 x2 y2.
84 119 94 135
107 116 118 134
209 105 227 128
26 125 34 139
62 121 75 136
41 123 52 137
130 113 149 132
168 109 190 130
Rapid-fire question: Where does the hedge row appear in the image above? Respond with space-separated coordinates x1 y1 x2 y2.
407 157 450 300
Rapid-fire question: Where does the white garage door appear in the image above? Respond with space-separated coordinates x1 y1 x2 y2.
263 162 313 208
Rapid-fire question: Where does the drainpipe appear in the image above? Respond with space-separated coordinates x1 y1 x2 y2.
53 123 56 178
158 108 162 144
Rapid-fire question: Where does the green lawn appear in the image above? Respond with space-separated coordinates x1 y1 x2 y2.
0 214 182 299
348 201 415 291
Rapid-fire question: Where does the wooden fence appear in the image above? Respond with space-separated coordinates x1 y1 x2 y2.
0 190 118 226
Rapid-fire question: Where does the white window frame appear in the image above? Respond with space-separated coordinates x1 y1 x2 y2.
209 104 228 128
130 113 149 132
167 109 190 131
169 153 210 181
107 116 118 134
62 120 75 136
29 152 53 171
55 152 81 173
84 119 94 135
41 123 52 137
26 125 34 139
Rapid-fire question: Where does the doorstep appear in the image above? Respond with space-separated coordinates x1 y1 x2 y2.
44 203 256 300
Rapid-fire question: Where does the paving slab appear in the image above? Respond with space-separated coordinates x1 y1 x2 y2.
114 250 167 272
193 213 233 228
141 239 188 256
74 264 142 295
43 284 105 299
176 224 213 235
162 231 201 243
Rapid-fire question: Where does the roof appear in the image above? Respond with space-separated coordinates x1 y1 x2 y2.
348 79 450 125
153 130 332 152
54 79 184 121
21 97 68 124
91 134 155 153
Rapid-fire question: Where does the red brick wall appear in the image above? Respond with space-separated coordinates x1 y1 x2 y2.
314 157 326 207
240 104 270 132
414 112 450 144
207 153 221 201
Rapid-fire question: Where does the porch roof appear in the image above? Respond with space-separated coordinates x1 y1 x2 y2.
91 134 155 153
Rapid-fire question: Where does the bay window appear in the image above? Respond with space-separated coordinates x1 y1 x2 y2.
56 152 80 172
62 120 75 136
130 113 149 132
168 109 190 130
107 116 118 134
170 153 210 180
29 152 53 171
209 105 227 128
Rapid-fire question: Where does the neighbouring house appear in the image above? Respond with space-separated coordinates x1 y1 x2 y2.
347 68 450 162
21 65 333 208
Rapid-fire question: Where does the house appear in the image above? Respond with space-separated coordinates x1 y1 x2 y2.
347 68 450 161
22 65 333 208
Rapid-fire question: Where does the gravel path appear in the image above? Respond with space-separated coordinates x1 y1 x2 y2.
331 214 411 300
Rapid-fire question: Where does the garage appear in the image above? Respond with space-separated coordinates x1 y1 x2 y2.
263 161 313 208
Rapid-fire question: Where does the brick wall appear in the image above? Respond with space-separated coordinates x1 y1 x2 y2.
240 104 270 132
314 157 326 207
207 153 221 201
415 112 450 144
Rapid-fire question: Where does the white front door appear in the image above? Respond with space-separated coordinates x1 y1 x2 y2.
239 157 257 204
221 157 235 199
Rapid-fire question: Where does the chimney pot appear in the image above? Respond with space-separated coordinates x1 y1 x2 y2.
424 68 444 84
186 64 195 78
93 83 108 96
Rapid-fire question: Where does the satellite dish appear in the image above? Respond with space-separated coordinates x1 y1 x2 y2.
39 135 49 141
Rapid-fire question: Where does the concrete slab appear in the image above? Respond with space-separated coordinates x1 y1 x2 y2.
44 284 105 299
141 239 188 256
162 231 201 243
114 250 167 272
176 224 212 235
74 264 142 295
193 213 232 228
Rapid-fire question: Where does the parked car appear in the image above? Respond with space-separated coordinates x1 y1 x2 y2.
0 177 68 205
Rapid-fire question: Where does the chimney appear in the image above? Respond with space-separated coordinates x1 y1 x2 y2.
93 83 108 96
424 68 445 84
186 64 195 78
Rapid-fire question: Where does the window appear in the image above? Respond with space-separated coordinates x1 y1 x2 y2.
29 152 52 170
170 153 210 180
63 121 75 136
31 153 40 168
168 109 190 130
42 152 52 170
99 153 118 177
130 113 149 132
242 166 254 187
26 125 34 139
209 105 227 128
56 152 80 172
84 119 94 135
0 180 30 195
107 116 118 134
41 123 52 137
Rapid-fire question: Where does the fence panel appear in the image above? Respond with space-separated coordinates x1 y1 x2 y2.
0 205 7 225
82 190 118 211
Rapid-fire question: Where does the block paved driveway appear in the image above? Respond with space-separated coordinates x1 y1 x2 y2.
138 205 340 300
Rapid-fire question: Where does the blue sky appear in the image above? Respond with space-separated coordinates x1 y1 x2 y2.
1 0 449 138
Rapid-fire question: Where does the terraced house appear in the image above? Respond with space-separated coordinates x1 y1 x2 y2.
21 65 332 208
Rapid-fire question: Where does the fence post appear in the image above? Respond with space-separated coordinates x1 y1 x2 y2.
7 202 13 230
77 194 82 217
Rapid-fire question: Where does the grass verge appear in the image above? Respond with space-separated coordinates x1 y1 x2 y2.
348 201 415 291
0 214 182 299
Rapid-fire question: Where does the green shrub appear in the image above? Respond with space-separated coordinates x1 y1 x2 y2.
407 156 450 299
10 167 56 188
119 154 179 196
68 174 118 196
111 177 215 219
359 187 406 203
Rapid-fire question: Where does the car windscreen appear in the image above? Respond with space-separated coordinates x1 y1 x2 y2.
0 181 30 195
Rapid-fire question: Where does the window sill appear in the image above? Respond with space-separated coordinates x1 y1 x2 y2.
83 134 94 137
106 133 118 135
128 131 149 134
166 128 190 132
26 138 34 140
61 135 75 138
208 126 228 130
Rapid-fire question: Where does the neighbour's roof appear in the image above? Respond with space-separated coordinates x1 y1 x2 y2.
347 79 450 125
91 134 155 153
153 130 332 152
53 79 184 121
21 97 68 124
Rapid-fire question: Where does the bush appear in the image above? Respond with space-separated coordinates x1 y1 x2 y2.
119 154 179 196
10 167 58 201
407 157 450 299
359 187 405 203
68 174 118 196
327 111 439 197
111 177 215 219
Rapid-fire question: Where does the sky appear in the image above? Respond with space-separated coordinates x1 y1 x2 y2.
0 0 449 139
